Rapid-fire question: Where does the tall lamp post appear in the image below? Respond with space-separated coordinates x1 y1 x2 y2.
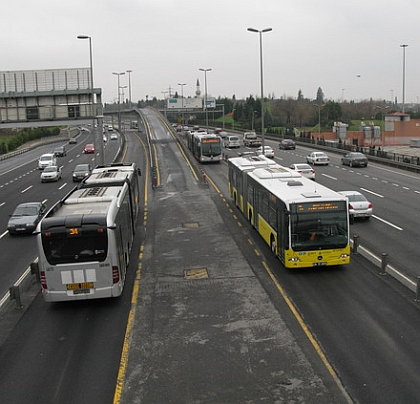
126 70 133 108
178 83 186 125
120 85 127 133
78 35 104 165
400 44 408 113
199 68 211 129
113 72 125 132
247 27 272 150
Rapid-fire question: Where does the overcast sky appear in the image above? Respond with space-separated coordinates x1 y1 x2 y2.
2 0 419 104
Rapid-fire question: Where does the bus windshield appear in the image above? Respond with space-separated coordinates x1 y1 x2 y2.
42 227 108 265
201 140 221 156
290 203 348 251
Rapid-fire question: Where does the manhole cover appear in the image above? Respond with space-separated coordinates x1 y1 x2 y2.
184 268 209 279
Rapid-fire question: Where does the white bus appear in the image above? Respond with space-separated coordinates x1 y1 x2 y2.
34 163 141 302
186 131 223 163
228 156 350 268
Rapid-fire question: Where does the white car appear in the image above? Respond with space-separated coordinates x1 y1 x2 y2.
289 163 315 180
38 153 57 170
256 146 275 158
110 133 118 140
40 165 62 182
338 191 373 222
306 151 329 165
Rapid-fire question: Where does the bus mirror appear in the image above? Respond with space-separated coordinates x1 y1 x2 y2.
108 224 117 230
137 168 142 176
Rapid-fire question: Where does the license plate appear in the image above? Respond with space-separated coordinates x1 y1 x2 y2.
313 262 327 266
66 282 94 290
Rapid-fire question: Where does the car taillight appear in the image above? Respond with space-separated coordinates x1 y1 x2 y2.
112 266 120 284
40 271 47 289
311 170 315 174
368 203 373 208
349 204 354 210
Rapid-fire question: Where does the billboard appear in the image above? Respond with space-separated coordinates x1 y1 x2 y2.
167 97 203 109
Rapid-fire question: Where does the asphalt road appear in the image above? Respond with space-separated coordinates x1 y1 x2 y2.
2 114 420 403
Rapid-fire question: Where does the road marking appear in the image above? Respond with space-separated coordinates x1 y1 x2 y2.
21 186 33 193
360 188 384 198
321 173 337 180
372 215 403 230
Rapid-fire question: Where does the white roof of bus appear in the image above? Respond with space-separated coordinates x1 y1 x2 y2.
53 186 121 216
85 169 130 184
247 165 346 204
228 155 277 170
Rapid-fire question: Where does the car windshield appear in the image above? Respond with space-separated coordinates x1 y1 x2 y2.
75 165 89 172
41 156 52 161
44 166 56 172
14 206 38 216
347 194 366 202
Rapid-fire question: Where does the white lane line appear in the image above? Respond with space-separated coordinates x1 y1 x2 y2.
21 186 33 193
360 188 384 198
321 173 337 180
372 215 403 230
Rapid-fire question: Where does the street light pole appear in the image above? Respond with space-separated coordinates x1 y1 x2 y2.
247 27 272 151
78 35 104 165
199 68 211 129
113 72 125 133
126 70 133 108
400 44 408 113
178 83 186 125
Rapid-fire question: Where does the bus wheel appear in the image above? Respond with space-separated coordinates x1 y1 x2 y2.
270 236 276 254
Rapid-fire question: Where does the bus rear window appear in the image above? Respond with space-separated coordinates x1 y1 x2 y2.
42 229 108 265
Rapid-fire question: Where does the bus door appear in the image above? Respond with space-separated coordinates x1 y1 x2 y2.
277 204 288 263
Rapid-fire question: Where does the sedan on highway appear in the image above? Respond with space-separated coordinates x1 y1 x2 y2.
84 143 95 153
40 165 62 182
110 133 118 140
341 152 368 167
72 163 92 182
7 202 47 235
306 151 329 165
338 190 373 223
279 139 296 150
256 146 275 158
289 163 315 180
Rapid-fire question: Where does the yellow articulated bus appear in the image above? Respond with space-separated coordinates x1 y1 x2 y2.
228 155 350 268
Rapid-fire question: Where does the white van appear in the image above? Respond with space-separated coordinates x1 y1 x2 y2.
38 153 57 170
224 135 240 148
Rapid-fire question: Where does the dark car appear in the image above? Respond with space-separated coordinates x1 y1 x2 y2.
7 202 47 235
341 152 368 167
279 139 296 150
72 163 92 182
54 145 66 157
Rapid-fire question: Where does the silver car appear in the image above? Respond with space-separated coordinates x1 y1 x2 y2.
289 163 315 180
338 191 373 222
40 165 62 182
306 151 329 165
